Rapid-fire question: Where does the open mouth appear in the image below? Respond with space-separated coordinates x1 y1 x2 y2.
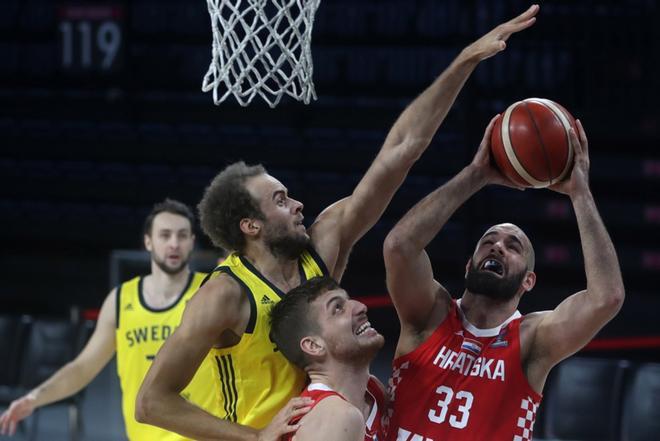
355 321 373 336
481 259 504 276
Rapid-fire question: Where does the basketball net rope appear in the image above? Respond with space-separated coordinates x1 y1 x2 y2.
203 0 320 108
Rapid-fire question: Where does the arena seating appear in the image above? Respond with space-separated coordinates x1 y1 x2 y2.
0 313 93 441
535 358 660 441
0 4 657 438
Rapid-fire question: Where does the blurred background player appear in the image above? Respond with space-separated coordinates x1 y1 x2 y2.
382 117 624 440
0 199 220 440
270 276 386 441
135 6 539 440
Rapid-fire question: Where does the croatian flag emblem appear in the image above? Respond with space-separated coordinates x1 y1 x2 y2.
490 328 509 348
461 338 483 355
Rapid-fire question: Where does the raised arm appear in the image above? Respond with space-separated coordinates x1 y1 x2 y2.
0 290 117 436
529 121 625 374
384 117 511 345
311 5 540 280
135 276 308 441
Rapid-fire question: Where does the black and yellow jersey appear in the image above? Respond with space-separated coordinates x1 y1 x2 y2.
115 272 220 440
204 247 328 429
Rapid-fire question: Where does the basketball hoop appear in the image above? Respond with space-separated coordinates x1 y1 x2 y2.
203 0 321 108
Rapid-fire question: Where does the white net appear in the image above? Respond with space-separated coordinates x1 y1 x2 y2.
203 0 321 108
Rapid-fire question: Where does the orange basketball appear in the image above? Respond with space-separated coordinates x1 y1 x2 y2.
490 98 577 188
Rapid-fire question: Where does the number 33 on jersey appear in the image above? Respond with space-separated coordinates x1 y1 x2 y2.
384 300 541 441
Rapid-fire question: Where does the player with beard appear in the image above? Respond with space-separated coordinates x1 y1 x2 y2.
0 199 222 440
381 117 625 441
269 276 386 441
137 6 540 439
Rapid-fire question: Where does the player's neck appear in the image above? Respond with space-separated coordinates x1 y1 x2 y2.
459 291 520 329
144 266 191 305
242 242 300 292
308 363 371 410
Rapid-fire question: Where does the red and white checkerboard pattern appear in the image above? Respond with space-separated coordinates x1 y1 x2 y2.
388 360 410 403
383 361 410 435
513 396 539 441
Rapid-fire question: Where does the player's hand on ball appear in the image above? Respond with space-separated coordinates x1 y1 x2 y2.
0 394 37 436
257 396 313 441
465 4 539 61
548 119 590 197
471 115 525 190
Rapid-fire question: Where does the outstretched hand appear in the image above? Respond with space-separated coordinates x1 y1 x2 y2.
0 394 37 436
257 396 313 441
470 115 524 190
466 4 539 62
548 119 591 197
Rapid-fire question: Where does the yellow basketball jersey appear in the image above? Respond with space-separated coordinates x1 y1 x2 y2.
204 247 328 429
115 272 220 441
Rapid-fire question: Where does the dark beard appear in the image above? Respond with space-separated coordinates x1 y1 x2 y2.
266 236 309 260
465 262 526 302
153 255 189 275
264 226 310 260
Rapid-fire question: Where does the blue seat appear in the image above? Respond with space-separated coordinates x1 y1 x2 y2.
621 363 660 441
18 316 86 441
20 120 60 142
138 123 178 145
312 48 342 86
0 0 18 31
19 318 79 390
0 315 29 397
543 357 628 441
297 171 356 216
176 123 215 145
20 43 56 78
97 121 138 144
98 163 140 202
138 163 179 201
178 44 209 86
0 44 19 76
19 0 54 33
130 0 167 34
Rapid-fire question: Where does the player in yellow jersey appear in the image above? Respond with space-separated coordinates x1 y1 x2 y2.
137 7 539 440
0 199 221 440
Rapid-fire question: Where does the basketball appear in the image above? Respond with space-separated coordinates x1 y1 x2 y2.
490 98 577 188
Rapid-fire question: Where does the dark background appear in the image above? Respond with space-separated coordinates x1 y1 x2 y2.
1 0 658 361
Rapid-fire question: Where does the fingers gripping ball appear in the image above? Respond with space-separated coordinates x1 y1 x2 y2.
490 98 577 188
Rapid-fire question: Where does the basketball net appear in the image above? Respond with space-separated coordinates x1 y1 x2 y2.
203 0 321 108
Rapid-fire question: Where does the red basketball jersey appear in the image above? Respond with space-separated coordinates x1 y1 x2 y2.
285 376 385 441
384 300 542 441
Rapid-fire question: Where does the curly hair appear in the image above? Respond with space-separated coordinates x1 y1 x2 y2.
198 161 267 252
269 276 340 369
